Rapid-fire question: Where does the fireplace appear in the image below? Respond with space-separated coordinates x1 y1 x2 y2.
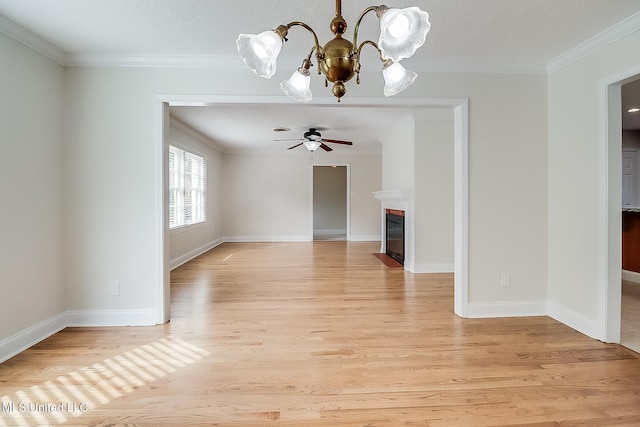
386 209 405 264
373 189 413 271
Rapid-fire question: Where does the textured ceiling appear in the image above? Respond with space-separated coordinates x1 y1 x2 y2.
1 0 640 67
1 0 639 147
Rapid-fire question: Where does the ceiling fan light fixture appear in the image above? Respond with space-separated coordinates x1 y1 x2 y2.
382 60 417 97
304 128 322 141
629 107 640 113
378 6 431 62
283 128 352 152
280 65 312 102
304 140 322 151
236 30 283 78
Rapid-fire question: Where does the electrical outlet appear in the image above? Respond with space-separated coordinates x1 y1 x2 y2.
501 273 511 288
108 281 120 296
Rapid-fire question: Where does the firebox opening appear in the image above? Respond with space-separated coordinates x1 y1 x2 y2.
386 209 405 265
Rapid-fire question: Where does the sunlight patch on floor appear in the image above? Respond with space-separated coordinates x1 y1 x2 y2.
0 336 209 426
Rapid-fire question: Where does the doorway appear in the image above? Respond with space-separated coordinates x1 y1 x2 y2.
620 77 640 353
157 95 469 323
603 69 640 345
313 165 348 241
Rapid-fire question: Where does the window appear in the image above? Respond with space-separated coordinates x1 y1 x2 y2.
169 145 206 230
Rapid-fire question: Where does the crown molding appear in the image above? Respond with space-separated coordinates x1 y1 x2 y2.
547 11 640 74
411 61 547 75
64 53 547 75
64 53 244 68
0 13 66 65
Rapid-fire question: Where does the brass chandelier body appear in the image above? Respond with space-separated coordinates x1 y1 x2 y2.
237 0 430 102
273 1 388 100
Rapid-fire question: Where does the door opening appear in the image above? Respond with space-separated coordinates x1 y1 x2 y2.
602 69 640 344
620 76 640 353
313 165 348 241
157 95 469 324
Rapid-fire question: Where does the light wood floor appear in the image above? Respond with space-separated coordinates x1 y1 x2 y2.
2 241 640 426
621 280 640 354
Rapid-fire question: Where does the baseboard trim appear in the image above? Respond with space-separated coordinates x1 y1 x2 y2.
413 263 455 273
548 302 601 340
622 269 640 284
348 235 380 242
466 300 547 318
314 228 347 235
170 238 223 270
65 309 158 327
223 235 311 242
0 313 67 364
0 309 159 363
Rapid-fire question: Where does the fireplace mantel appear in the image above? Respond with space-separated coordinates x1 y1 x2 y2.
372 189 413 202
372 189 414 272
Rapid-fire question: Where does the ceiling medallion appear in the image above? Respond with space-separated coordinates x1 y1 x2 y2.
237 0 430 102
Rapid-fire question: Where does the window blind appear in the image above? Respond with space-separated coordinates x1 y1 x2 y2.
169 145 207 229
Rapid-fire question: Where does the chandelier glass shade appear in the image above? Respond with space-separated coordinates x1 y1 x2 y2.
236 0 430 102
280 61 313 102
236 30 283 78
377 6 430 62
382 60 417 97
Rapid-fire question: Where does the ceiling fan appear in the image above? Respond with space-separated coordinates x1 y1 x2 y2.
276 128 353 152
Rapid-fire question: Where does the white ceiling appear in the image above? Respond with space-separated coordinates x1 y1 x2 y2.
1 0 639 149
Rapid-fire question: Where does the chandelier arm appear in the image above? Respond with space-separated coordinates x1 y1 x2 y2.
352 39 382 85
282 22 323 57
356 40 384 64
357 40 380 54
304 46 316 62
352 5 380 56
298 46 319 76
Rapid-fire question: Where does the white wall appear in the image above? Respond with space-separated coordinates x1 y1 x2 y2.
381 114 415 190
384 72 548 310
429 73 547 310
547 28 640 339
414 119 455 272
0 33 65 346
222 149 382 241
168 121 223 269
222 150 311 241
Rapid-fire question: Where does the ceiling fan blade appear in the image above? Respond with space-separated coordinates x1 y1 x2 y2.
320 143 333 152
321 138 353 145
274 138 305 142
287 142 304 150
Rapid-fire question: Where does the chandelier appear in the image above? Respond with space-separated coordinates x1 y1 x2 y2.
236 0 430 102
